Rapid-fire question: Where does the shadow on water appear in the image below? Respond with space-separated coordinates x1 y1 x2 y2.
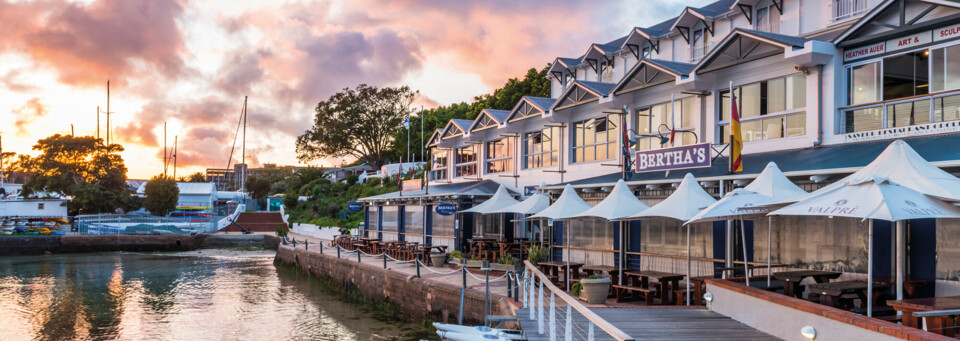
0 252 434 341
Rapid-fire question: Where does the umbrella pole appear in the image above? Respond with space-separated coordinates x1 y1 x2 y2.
619 222 623 286
686 224 691 306
768 216 772 287
896 220 904 305
868 219 874 318
566 219 570 292
740 217 750 287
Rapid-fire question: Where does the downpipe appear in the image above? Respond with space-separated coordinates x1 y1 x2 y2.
814 64 824 147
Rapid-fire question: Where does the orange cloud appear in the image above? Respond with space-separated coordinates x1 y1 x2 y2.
12 97 49 136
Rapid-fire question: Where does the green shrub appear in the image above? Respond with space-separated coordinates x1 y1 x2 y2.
346 174 359 185
449 251 464 259
587 274 604 280
498 254 516 265
275 226 288 237
470 255 480 261
572 282 583 297
527 244 549 266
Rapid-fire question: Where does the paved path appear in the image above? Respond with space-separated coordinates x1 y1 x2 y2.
515 307 777 340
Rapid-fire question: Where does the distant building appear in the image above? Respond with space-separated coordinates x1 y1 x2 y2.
205 163 305 191
324 164 374 181
136 182 218 208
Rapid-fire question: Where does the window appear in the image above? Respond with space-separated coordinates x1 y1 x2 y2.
599 59 614 83
404 206 423 236
755 6 780 33
843 45 960 133
455 145 477 177
718 74 807 143
564 72 575 90
367 206 380 233
485 138 514 174
381 206 399 232
832 0 868 22
572 114 619 163
431 206 455 237
635 97 699 151
568 219 613 249
474 213 501 237
431 150 448 180
37 203 44 210
524 126 561 169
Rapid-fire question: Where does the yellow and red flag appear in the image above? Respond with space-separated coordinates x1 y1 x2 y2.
730 88 743 173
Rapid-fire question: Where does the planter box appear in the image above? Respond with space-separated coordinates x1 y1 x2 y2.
579 277 612 304
465 260 486 268
429 253 447 267
489 263 520 272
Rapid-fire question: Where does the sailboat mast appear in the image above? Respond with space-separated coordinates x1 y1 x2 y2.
164 121 167 177
173 136 178 179
241 96 247 197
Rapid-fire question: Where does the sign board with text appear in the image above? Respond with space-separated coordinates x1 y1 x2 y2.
843 120 960 142
347 202 364 212
402 179 423 192
844 23 960 62
435 203 457 216
634 143 711 173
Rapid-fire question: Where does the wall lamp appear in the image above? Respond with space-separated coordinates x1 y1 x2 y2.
800 326 817 340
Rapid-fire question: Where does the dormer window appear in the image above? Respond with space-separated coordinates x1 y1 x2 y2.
599 59 614 83
690 29 708 63
756 5 780 33
564 72 576 90
430 149 448 181
455 145 478 177
485 139 514 174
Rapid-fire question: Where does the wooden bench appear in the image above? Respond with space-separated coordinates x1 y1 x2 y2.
612 285 655 304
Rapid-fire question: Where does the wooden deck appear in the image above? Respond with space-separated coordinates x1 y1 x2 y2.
515 307 777 340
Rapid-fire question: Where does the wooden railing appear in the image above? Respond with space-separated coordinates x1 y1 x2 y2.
523 260 634 341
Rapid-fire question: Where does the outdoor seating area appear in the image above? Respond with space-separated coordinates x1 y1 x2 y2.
467 238 544 263
333 235 449 265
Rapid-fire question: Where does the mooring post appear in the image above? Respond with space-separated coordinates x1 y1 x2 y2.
337 245 341 259
357 249 361 263
484 267 490 326
506 271 513 300
459 268 466 325
305 240 308 251
383 252 387 270
415 257 421 278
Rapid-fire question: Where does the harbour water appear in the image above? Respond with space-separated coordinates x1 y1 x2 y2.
0 250 429 340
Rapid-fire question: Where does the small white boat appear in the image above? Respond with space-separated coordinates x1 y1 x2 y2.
433 323 523 341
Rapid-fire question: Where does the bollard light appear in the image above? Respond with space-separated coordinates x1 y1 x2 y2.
703 292 714 302
800 326 817 340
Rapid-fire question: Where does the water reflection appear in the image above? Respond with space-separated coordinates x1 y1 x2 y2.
0 252 418 341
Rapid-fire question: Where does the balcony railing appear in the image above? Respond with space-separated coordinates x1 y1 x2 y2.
756 21 780 34
831 0 868 23
689 42 715 63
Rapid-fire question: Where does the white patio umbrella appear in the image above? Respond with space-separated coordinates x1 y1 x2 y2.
460 185 520 240
769 176 960 317
571 180 650 286
686 162 808 286
492 193 551 260
530 184 592 291
776 140 960 303
630 173 717 305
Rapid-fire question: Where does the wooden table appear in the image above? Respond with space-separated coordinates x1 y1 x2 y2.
469 238 498 261
773 270 842 298
625 271 686 305
871 277 933 299
807 280 889 309
889 295 960 334
497 242 522 262
538 261 583 286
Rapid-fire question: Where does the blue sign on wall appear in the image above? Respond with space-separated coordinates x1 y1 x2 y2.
523 186 538 196
435 203 457 216
347 202 364 212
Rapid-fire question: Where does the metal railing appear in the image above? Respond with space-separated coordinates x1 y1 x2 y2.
831 0 868 22
689 42 715 63
914 309 960 334
756 21 780 34
74 214 221 235
521 260 634 341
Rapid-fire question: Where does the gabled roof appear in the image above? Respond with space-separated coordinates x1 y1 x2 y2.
670 0 736 33
506 96 555 123
468 109 510 132
550 81 615 111
834 0 960 46
548 57 583 77
690 28 811 74
426 128 443 148
613 58 693 95
440 119 472 140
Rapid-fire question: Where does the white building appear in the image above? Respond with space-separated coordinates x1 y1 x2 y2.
137 182 218 208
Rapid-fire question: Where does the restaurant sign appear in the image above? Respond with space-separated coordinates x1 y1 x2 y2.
402 179 423 192
347 201 364 212
634 143 711 173
844 23 960 62
435 203 457 216
843 120 960 142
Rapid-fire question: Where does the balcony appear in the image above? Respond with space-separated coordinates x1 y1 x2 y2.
756 21 780 34
689 42 715 63
831 0 868 23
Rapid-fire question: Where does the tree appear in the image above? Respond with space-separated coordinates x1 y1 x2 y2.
245 175 272 199
296 84 417 169
186 172 206 182
18 134 132 214
143 175 179 216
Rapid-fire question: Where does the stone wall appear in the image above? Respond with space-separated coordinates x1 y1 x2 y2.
0 235 205 256
274 245 515 325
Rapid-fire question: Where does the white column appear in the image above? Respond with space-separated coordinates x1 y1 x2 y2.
538 279 545 334
564 305 572 341
549 293 556 341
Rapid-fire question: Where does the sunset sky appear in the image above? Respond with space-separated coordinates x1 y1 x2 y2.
0 0 709 179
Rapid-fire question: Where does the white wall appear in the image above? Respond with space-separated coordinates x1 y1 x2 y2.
0 199 68 218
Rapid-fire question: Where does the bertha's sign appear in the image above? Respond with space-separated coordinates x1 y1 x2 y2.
634 143 711 173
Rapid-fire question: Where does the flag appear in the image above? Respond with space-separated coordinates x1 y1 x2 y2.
403 116 410 130
730 88 744 173
621 107 633 181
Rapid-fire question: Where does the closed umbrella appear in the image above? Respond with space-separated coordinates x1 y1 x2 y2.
769 176 960 317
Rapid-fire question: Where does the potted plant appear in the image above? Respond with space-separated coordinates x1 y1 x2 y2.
572 282 584 297
490 254 520 272
466 255 486 268
429 252 447 267
579 274 611 304
527 244 549 266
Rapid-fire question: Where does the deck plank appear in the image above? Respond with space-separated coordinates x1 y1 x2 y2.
515 307 778 340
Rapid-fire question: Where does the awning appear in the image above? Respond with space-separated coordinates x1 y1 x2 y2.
460 185 520 214
546 134 960 190
630 173 717 221
357 180 509 203
572 179 649 220
529 184 592 220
